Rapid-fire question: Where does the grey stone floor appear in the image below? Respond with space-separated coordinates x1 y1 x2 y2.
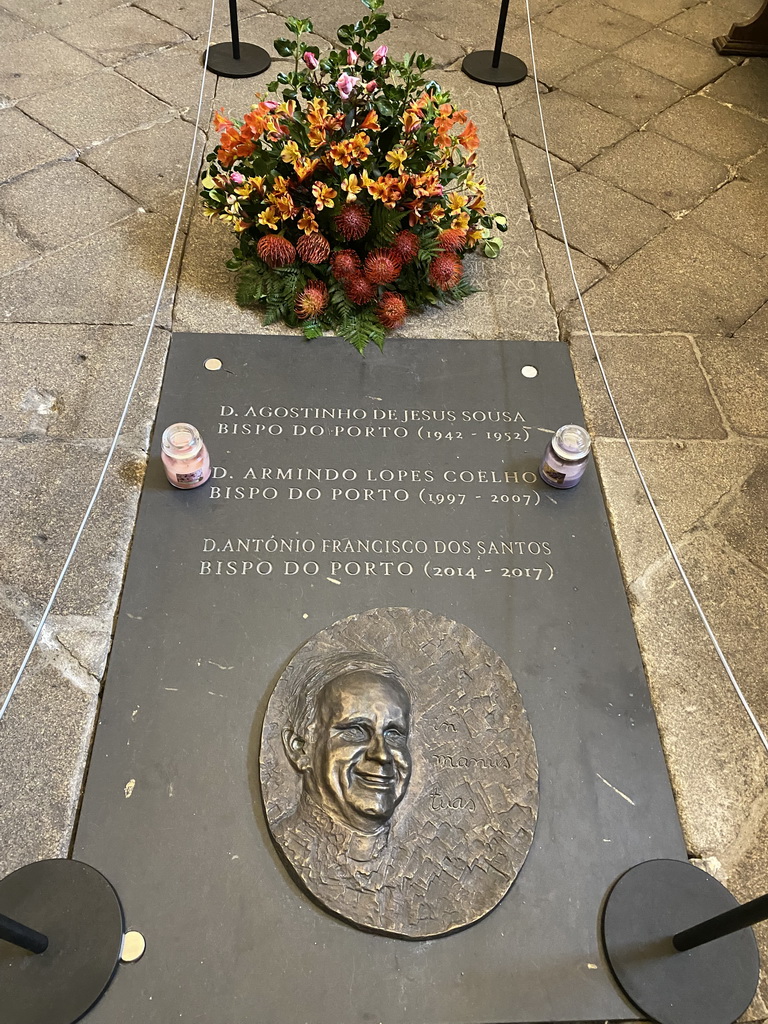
0 0 767 1016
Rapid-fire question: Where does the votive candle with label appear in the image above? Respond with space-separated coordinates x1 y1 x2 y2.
539 424 592 489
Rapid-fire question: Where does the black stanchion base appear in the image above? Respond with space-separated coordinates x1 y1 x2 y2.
0 859 124 1024
462 49 527 86
206 42 271 78
602 859 759 1024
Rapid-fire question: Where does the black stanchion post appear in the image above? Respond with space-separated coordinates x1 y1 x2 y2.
0 911 49 954
228 0 241 60
462 0 527 86
602 859 763 1024
673 891 768 952
205 0 272 78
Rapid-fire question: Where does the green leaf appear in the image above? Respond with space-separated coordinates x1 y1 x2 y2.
337 23 355 44
302 321 325 340
483 238 503 258
370 202 404 245
274 37 295 57
361 0 384 9
493 214 508 232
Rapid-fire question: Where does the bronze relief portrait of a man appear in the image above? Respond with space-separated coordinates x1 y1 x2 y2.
272 653 413 881
260 607 538 939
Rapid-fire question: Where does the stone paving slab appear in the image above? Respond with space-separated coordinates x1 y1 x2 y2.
629 527 768 858
0 225 36 276
686 179 768 258
0 159 137 251
0 612 98 870
648 93 768 165
81 119 206 210
0 212 179 326
569 331 727 438
696 303 768 437
717 463 768 576
664 0 742 46
535 228 606 305
601 0 697 22
582 129 728 212
705 57 768 121
741 146 768 185
2 0 127 31
578 220 767 334
589 435 762 580
494 22 604 86
615 27 734 90
533 169 671 266
133 0 265 36
541 0 652 48
512 135 576 233
559 52 685 124
18 69 174 149
0 32 103 103
390 0 522 52
0 4 37 40
0 324 169 445
116 41 217 117
0 437 151 621
503 87 635 166
55 4 190 66
0 107 75 184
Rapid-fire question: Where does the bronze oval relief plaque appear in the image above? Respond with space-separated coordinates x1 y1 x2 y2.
260 607 538 939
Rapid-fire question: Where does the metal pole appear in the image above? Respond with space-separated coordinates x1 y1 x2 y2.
673 893 768 952
0 912 49 954
491 0 510 68
228 0 241 61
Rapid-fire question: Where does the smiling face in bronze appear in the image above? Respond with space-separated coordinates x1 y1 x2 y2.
305 671 412 833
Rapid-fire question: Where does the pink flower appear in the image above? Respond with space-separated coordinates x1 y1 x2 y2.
372 44 388 65
302 50 318 70
230 171 245 184
347 48 359 64
336 72 359 100
263 99 278 110
365 79 377 94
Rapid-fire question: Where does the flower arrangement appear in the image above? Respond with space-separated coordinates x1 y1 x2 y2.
200 0 506 352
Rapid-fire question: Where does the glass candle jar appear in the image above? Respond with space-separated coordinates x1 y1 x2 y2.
539 424 592 489
161 422 211 489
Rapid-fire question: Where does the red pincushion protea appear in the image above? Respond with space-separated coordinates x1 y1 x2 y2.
256 234 296 268
345 276 376 305
364 248 402 285
437 228 466 253
392 230 419 264
335 203 371 241
295 281 328 320
377 291 408 329
331 249 362 280
429 253 463 290
296 233 331 265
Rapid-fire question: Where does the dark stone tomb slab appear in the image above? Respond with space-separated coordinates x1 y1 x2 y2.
74 334 686 1024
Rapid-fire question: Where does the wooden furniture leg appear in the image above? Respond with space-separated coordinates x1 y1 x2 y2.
714 0 768 56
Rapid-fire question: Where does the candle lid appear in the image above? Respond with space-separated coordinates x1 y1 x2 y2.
551 424 591 462
162 422 201 456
